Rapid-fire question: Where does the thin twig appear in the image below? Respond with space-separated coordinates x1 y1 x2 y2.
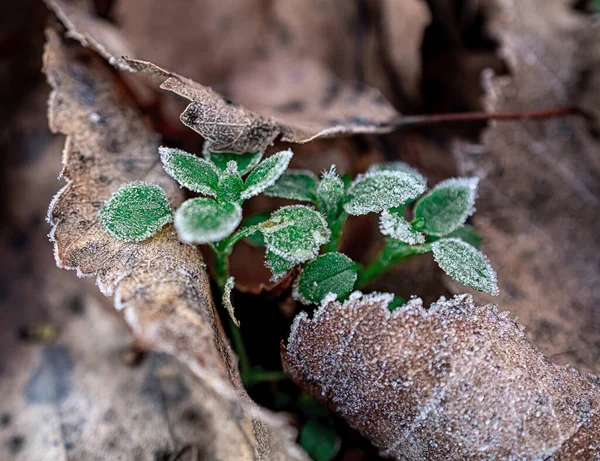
386 106 588 128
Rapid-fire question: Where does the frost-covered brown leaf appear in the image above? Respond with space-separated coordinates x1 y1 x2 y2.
47 0 408 154
283 293 600 460
44 28 307 460
453 0 600 373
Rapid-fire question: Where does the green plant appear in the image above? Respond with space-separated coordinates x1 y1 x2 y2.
101 149 498 309
100 147 498 383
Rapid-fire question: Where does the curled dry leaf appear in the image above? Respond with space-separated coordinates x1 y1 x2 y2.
453 0 600 372
48 0 402 153
283 292 600 460
44 29 307 460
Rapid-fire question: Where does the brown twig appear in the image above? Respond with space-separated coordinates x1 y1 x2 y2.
387 106 589 128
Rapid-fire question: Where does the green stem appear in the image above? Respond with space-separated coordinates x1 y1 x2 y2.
209 243 252 385
246 370 287 386
323 214 346 253
357 240 431 289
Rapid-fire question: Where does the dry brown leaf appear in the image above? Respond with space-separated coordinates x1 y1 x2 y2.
283 292 600 460
43 29 307 460
452 0 600 373
48 0 404 153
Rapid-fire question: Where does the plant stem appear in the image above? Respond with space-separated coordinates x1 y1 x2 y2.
246 370 287 386
323 215 346 253
209 243 252 385
357 241 431 289
228 316 251 383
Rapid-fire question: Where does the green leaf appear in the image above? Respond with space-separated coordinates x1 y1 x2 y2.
265 169 318 202
293 252 358 305
445 224 482 249
264 251 296 281
241 212 270 246
431 238 498 295
260 205 330 278
174 197 242 244
202 144 263 176
299 420 340 461
216 161 244 203
414 177 479 237
316 166 345 219
344 170 426 216
368 161 427 187
388 295 406 311
242 149 293 199
379 208 425 244
100 182 173 243
159 147 219 196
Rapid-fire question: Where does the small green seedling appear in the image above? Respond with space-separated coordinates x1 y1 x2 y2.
101 148 498 312
100 146 498 387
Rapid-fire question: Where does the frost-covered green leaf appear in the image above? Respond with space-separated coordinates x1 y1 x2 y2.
202 144 263 176
445 224 482 249
216 161 243 203
100 181 173 243
222 276 239 327
260 205 330 277
264 251 296 281
431 238 498 295
368 161 427 187
299 420 340 461
344 170 425 216
242 149 293 199
379 208 425 244
265 169 318 202
414 177 479 237
159 147 219 196
174 197 242 244
293 252 358 305
316 166 346 218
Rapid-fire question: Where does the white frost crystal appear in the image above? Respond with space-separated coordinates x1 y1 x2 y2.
367 161 427 187
344 170 426 216
431 238 498 295
159 146 220 196
241 149 293 199
222 276 239 326
174 197 242 244
415 177 479 236
379 210 425 244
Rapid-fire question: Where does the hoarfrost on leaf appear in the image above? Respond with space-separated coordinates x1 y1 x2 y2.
367 161 427 187
216 164 244 204
265 169 318 202
379 209 425 244
344 170 426 216
222 276 239 327
100 181 173 243
160 147 220 196
316 166 346 219
431 238 499 295
174 197 242 244
265 251 296 282
293 252 358 305
414 177 479 237
202 143 263 176
260 205 331 278
241 149 293 199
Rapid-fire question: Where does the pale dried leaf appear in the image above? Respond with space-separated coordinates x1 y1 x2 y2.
48 0 403 153
44 29 307 460
283 292 600 460
453 0 600 372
